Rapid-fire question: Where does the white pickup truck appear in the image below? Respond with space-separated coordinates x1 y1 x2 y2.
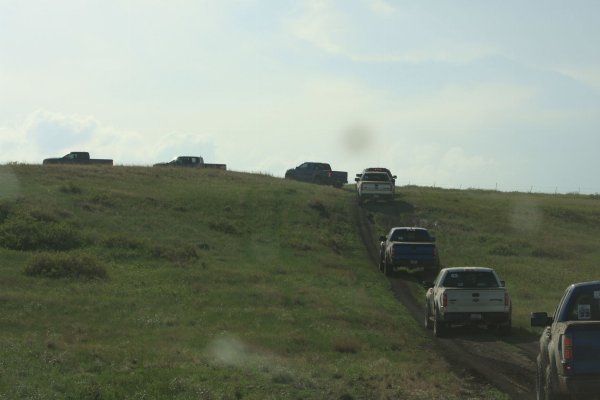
354 171 394 204
424 267 512 337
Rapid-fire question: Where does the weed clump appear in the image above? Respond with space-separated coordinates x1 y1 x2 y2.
489 244 517 256
332 337 361 354
149 243 199 263
59 182 83 194
209 221 238 235
0 214 85 251
25 252 108 280
309 200 329 218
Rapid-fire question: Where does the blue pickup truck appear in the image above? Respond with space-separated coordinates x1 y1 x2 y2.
379 227 440 277
531 281 600 399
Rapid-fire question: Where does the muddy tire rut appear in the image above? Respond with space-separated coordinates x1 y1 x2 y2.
352 201 537 399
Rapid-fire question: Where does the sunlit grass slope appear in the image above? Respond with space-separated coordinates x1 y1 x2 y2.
0 165 504 400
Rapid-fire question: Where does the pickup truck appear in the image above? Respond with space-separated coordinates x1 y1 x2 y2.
531 281 600 399
153 156 226 170
284 162 348 188
43 152 113 166
424 267 512 337
379 227 439 277
355 171 394 204
355 167 397 184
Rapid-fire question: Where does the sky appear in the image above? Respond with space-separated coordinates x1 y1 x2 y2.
2 0 600 194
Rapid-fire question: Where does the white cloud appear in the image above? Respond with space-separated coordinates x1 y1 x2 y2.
0 110 218 166
285 0 496 64
552 66 600 91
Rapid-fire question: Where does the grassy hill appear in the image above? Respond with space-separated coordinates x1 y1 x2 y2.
3 164 598 399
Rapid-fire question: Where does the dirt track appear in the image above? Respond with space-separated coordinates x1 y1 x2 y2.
352 201 538 400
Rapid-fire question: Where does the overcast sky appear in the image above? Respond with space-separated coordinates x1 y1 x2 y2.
2 0 600 193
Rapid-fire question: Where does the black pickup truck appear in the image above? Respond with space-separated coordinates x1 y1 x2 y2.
43 152 113 165
531 281 600 399
153 156 226 170
379 227 440 277
284 162 347 188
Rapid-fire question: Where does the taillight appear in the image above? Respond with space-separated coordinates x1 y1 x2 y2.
442 292 448 308
504 292 509 307
562 334 573 373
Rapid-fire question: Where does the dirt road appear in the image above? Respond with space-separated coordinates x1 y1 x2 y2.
352 201 538 400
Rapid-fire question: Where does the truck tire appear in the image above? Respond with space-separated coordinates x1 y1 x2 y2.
499 319 511 336
424 303 433 330
544 364 562 400
536 357 545 400
433 310 447 337
383 257 393 277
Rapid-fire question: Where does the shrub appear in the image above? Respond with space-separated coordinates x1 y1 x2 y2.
489 244 517 256
332 337 361 354
0 215 85 251
59 182 83 194
101 234 145 250
308 200 329 218
148 243 199 263
25 252 108 280
208 221 238 235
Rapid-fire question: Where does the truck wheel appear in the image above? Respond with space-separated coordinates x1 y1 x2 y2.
424 304 433 330
433 310 447 337
499 319 511 336
536 357 545 400
383 258 393 277
544 365 561 400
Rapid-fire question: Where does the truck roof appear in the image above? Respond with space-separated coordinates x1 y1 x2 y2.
568 281 600 289
441 266 496 273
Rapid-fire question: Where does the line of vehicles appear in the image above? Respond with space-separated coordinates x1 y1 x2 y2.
42 155 396 205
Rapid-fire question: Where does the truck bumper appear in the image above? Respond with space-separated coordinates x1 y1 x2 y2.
390 258 437 270
440 312 511 325
558 374 600 395
358 193 393 201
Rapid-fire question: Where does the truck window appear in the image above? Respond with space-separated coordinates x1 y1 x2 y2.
567 289 600 321
442 271 499 288
391 229 431 242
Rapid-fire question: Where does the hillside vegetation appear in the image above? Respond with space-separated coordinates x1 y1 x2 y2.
3 164 598 399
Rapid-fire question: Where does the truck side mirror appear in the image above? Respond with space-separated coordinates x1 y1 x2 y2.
354 177 360 182
500 280 506 287
379 235 386 242
530 312 553 327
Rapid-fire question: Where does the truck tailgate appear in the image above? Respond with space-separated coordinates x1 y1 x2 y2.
445 288 507 313
571 323 600 375
362 182 393 193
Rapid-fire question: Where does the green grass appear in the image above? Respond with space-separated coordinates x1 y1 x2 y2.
0 165 518 399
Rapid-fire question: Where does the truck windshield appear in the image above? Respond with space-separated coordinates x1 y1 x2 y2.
442 271 499 288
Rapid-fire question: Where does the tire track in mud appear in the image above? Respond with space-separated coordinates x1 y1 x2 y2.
352 201 537 400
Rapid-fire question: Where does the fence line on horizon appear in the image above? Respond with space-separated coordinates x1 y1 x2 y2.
400 181 600 196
